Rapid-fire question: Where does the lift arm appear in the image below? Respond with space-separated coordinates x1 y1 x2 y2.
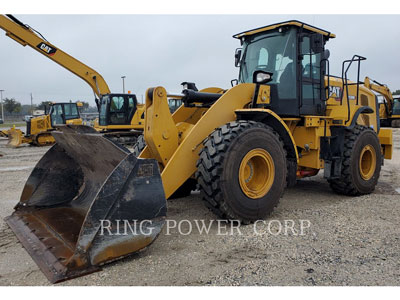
0 14 111 97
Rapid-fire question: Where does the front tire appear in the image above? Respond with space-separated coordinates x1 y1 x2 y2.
196 120 287 223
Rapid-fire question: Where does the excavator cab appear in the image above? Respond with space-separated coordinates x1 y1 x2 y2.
98 94 138 126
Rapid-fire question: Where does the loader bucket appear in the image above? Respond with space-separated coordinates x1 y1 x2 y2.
5 125 166 283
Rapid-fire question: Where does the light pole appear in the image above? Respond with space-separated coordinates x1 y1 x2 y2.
0 89 4 121
30 93 33 115
121 76 126 94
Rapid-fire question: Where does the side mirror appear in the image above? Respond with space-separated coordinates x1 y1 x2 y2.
253 70 273 85
234 48 242 67
323 49 330 60
231 79 238 87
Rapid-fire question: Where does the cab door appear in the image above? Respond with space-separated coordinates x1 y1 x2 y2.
50 104 65 127
108 94 138 125
299 33 326 116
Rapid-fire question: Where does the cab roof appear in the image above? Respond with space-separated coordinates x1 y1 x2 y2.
233 20 336 40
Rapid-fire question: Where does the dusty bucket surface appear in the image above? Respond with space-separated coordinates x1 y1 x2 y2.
5 125 166 283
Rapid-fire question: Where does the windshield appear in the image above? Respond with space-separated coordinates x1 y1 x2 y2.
239 28 296 86
168 99 182 113
63 103 79 119
50 104 64 126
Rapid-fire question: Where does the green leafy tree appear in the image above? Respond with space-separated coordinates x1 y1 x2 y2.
3 98 22 114
36 101 53 110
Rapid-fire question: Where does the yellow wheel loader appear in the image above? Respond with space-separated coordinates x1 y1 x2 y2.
6 102 83 147
5 20 393 283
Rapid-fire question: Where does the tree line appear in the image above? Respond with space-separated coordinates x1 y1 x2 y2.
1 98 95 115
2 89 399 116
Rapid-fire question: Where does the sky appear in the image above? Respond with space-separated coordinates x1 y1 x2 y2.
0 14 399 106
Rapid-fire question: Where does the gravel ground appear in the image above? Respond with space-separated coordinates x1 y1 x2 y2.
0 129 399 286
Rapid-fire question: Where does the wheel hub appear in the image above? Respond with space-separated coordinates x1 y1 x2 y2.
239 148 275 199
359 144 376 180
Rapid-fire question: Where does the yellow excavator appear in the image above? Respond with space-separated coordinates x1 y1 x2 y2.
364 77 400 128
6 102 83 147
5 20 393 283
0 14 146 145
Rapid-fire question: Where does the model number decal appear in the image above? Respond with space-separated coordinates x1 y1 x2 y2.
36 42 57 56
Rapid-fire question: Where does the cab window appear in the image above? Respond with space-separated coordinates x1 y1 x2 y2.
63 103 79 120
128 97 135 109
110 96 127 124
50 104 64 126
239 28 297 100
110 96 125 111
301 36 321 101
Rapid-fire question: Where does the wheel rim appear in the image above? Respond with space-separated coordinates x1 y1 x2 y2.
239 148 275 199
359 144 376 180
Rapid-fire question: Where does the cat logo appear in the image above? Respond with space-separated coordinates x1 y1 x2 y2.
36 42 57 56
329 86 342 101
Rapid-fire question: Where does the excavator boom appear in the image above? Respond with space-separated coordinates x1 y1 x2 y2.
364 77 400 127
0 14 110 97
0 14 146 144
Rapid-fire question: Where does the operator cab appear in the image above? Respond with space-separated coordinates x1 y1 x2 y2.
234 20 335 117
98 94 138 126
168 98 183 113
49 103 80 127
393 97 400 116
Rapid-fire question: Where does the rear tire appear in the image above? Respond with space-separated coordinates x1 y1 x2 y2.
132 135 196 199
196 120 287 223
328 125 382 196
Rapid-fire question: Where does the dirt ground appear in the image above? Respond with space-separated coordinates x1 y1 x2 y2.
0 129 399 286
